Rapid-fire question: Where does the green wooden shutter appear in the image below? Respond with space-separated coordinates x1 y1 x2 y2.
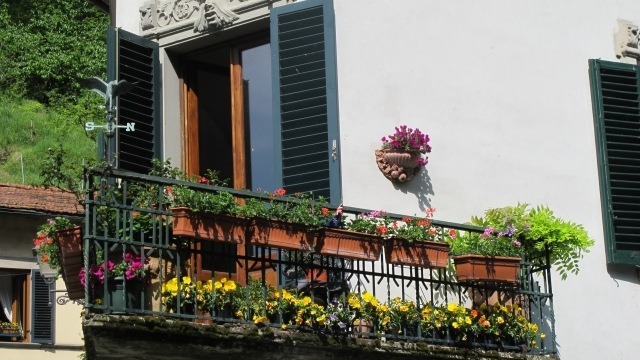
271 0 341 204
589 59 640 265
31 270 54 344
107 27 162 173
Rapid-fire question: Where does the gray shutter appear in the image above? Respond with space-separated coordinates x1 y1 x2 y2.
31 270 54 344
271 0 341 203
589 59 640 265
107 26 162 173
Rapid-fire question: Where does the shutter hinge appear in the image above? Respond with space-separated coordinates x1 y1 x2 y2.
331 140 338 161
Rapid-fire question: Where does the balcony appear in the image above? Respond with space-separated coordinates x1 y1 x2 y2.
78 168 557 360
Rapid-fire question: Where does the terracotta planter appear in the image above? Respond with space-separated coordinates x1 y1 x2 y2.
248 218 316 250
171 207 248 244
453 255 521 283
55 226 84 300
316 228 382 261
353 319 374 333
375 149 422 183
384 238 450 269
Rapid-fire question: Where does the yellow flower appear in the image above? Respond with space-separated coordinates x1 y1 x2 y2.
253 315 269 325
224 280 237 292
540 333 546 339
464 316 471 325
214 281 223 290
316 314 326 323
447 303 458 312
452 321 460 329
182 276 192 285
497 316 504 324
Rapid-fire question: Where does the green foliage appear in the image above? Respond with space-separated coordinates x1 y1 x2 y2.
0 1 108 107
458 203 595 279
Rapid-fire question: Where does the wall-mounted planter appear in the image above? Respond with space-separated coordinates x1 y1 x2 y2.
452 255 521 283
316 228 382 261
171 207 248 244
248 218 316 251
56 226 84 300
384 239 450 269
375 149 422 183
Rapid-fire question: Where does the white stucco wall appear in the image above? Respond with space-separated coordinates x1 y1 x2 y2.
110 1 640 359
332 1 640 360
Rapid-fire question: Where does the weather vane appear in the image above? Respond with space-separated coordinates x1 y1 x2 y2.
80 77 137 166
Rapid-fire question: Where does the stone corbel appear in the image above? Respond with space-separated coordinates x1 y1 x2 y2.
614 20 640 62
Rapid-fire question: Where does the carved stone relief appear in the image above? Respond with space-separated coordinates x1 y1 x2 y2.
139 0 286 36
614 20 640 62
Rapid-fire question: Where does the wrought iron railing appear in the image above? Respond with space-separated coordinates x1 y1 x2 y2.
82 167 556 355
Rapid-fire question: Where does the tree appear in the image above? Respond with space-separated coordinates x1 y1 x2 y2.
0 0 108 109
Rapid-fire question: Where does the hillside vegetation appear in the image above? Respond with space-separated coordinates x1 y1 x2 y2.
0 0 108 187
0 96 95 187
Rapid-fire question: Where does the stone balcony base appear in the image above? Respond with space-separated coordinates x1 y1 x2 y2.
82 314 559 360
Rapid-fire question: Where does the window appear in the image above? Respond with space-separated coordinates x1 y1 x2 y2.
0 269 53 343
108 0 341 201
589 59 640 266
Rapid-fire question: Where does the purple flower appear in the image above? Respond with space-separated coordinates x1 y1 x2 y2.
481 227 494 238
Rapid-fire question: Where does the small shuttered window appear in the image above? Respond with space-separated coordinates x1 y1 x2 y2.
107 27 162 173
589 59 640 265
31 270 54 344
271 0 341 203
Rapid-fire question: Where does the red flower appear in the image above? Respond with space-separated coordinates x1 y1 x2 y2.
376 225 389 235
273 188 286 197
198 176 210 184
321 208 329 216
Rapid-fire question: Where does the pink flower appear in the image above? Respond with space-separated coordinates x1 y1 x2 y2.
425 207 436 219
481 227 494 238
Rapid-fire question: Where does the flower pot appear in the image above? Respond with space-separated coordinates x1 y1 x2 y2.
316 228 382 261
104 276 143 313
353 319 373 334
171 207 248 244
453 255 521 283
248 218 316 250
55 226 84 300
375 149 421 183
384 238 450 269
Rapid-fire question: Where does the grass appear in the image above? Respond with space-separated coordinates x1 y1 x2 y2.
0 94 96 187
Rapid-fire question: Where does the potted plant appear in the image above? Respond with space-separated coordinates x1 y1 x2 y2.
247 189 328 251
347 291 380 333
448 224 523 283
169 169 248 244
0 322 21 338
33 217 84 299
316 209 388 261
324 295 356 334
386 297 419 336
375 125 432 183
161 276 197 315
82 251 148 312
463 203 595 280
385 208 451 269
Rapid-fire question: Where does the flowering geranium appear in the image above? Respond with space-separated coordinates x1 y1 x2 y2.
381 125 432 166
390 207 448 243
345 210 391 236
32 217 74 272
